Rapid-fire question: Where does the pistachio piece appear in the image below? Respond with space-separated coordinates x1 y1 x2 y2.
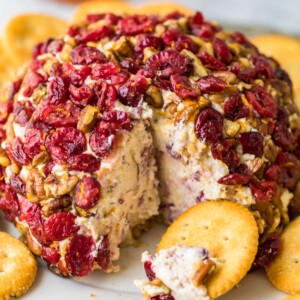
77 105 99 133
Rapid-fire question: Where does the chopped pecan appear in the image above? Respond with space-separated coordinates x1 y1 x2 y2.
192 259 216 286
77 105 99 133
114 36 133 57
32 150 50 166
224 119 241 137
197 96 211 110
41 195 72 217
145 85 163 108
32 85 47 104
44 173 79 198
26 167 46 203
25 231 42 256
0 147 10 167
264 139 278 162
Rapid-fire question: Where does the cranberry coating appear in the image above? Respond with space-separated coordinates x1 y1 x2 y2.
239 132 264 157
70 44 107 65
65 234 96 277
249 180 278 201
13 101 35 126
44 211 79 242
170 74 200 99
97 235 111 271
224 94 250 121
68 154 101 172
45 127 86 163
0 185 20 222
144 260 156 281
42 247 61 265
194 108 223 143
74 176 101 210
197 76 227 94
47 76 70 105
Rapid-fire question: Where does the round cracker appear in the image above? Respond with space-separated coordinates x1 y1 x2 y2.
3 14 67 65
157 200 259 298
0 231 37 298
284 294 300 300
135 2 193 16
72 0 132 23
251 34 300 108
0 40 15 85
266 216 300 294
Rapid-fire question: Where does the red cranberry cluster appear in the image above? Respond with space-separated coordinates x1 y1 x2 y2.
0 9 299 276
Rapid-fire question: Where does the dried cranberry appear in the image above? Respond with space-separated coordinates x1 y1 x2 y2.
97 235 110 271
163 29 198 53
212 38 232 64
0 128 6 142
245 86 278 118
11 137 31 165
120 58 139 74
224 94 250 121
78 26 114 44
0 185 19 222
40 101 81 127
119 75 148 107
28 59 46 72
238 68 257 82
42 247 61 265
251 55 274 79
19 197 45 243
47 76 70 104
91 62 120 80
90 131 114 158
22 71 46 97
70 85 94 106
275 67 292 85
68 154 101 172
189 11 204 28
264 164 282 183
44 211 79 242
151 295 175 300
67 25 80 37
33 38 64 58
24 128 43 158
43 160 55 177
272 121 294 151
70 44 107 65
153 77 172 91
10 175 25 195
239 132 264 157
193 23 215 40
194 108 223 143
134 35 164 56
231 32 248 44
198 51 227 70
252 232 281 269
0 101 13 124
74 176 101 210
249 180 278 201
94 81 117 111
101 110 132 131
145 49 191 78
162 11 184 22
144 260 156 280
13 101 35 126
9 79 22 101
65 235 96 277
66 64 92 87
45 127 86 163
170 74 200 99
118 15 157 35
218 172 251 185
111 71 130 86
197 76 227 93
211 139 239 171
86 13 120 25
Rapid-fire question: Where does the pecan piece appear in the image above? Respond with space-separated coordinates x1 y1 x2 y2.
41 195 72 217
32 150 50 166
145 85 163 108
44 173 79 198
26 168 46 203
192 259 216 286
0 147 10 167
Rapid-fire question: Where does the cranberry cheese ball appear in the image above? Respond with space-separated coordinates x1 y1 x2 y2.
0 10 300 276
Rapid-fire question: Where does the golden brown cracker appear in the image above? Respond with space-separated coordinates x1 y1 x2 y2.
251 34 300 108
0 40 15 85
157 200 259 299
3 14 67 65
135 2 193 16
266 216 300 294
72 0 132 23
0 231 37 298
284 294 300 300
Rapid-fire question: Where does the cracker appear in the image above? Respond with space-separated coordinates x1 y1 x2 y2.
0 40 15 85
72 0 132 23
3 14 67 65
135 2 193 16
284 294 300 300
251 34 300 108
157 200 259 298
0 231 37 298
266 216 300 294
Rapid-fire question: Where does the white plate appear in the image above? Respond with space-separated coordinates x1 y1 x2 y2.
0 214 288 300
